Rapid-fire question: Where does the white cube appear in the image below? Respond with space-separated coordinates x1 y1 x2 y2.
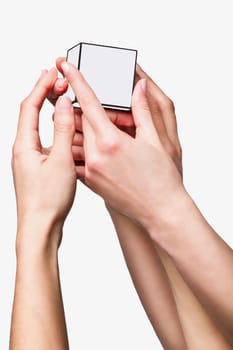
66 42 137 111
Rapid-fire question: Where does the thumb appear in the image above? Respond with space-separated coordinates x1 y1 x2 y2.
51 96 75 159
132 79 159 142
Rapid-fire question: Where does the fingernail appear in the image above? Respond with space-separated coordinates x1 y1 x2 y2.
56 96 72 112
140 79 147 92
61 61 69 74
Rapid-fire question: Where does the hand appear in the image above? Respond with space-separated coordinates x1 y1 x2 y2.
12 68 77 250
61 61 185 231
61 62 233 345
72 64 183 195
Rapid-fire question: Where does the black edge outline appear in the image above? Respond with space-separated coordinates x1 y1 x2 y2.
73 102 131 111
130 50 138 107
79 42 137 53
78 43 82 70
73 103 131 112
73 44 83 104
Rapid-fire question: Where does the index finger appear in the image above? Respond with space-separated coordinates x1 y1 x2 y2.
56 57 66 74
61 61 114 136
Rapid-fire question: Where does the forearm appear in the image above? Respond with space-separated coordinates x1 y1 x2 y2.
108 206 232 349
148 189 233 343
107 207 187 350
156 245 232 350
10 221 69 350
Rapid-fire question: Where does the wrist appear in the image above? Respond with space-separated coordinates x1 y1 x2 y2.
16 213 64 259
145 187 194 244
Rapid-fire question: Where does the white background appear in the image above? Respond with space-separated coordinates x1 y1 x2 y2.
1 1 233 349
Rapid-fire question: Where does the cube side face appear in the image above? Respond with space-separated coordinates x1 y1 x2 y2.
65 44 81 102
65 43 137 111
80 44 137 110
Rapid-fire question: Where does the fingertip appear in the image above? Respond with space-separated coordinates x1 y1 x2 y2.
136 63 143 74
135 65 152 82
60 61 78 77
55 77 68 92
61 61 70 75
56 56 66 62
136 64 147 78
55 95 73 113
40 67 58 86
56 57 66 72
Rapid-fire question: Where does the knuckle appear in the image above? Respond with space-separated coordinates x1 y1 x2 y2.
159 95 175 113
87 154 102 173
54 119 75 133
141 104 151 114
165 97 175 113
99 135 120 154
165 141 177 160
20 97 29 111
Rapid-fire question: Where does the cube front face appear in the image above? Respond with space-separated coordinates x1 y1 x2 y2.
65 43 137 111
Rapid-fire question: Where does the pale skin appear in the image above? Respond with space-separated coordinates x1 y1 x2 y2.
10 59 233 349
47 58 233 348
59 72 231 348
58 60 233 348
10 69 77 350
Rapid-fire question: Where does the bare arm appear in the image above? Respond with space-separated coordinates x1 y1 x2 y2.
106 87 232 347
10 222 69 350
62 60 233 347
136 65 233 344
10 69 77 349
105 65 231 349
108 207 187 350
148 194 233 346
108 208 232 350
156 244 232 350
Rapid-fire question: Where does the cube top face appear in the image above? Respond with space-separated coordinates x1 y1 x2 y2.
66 42 137 111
